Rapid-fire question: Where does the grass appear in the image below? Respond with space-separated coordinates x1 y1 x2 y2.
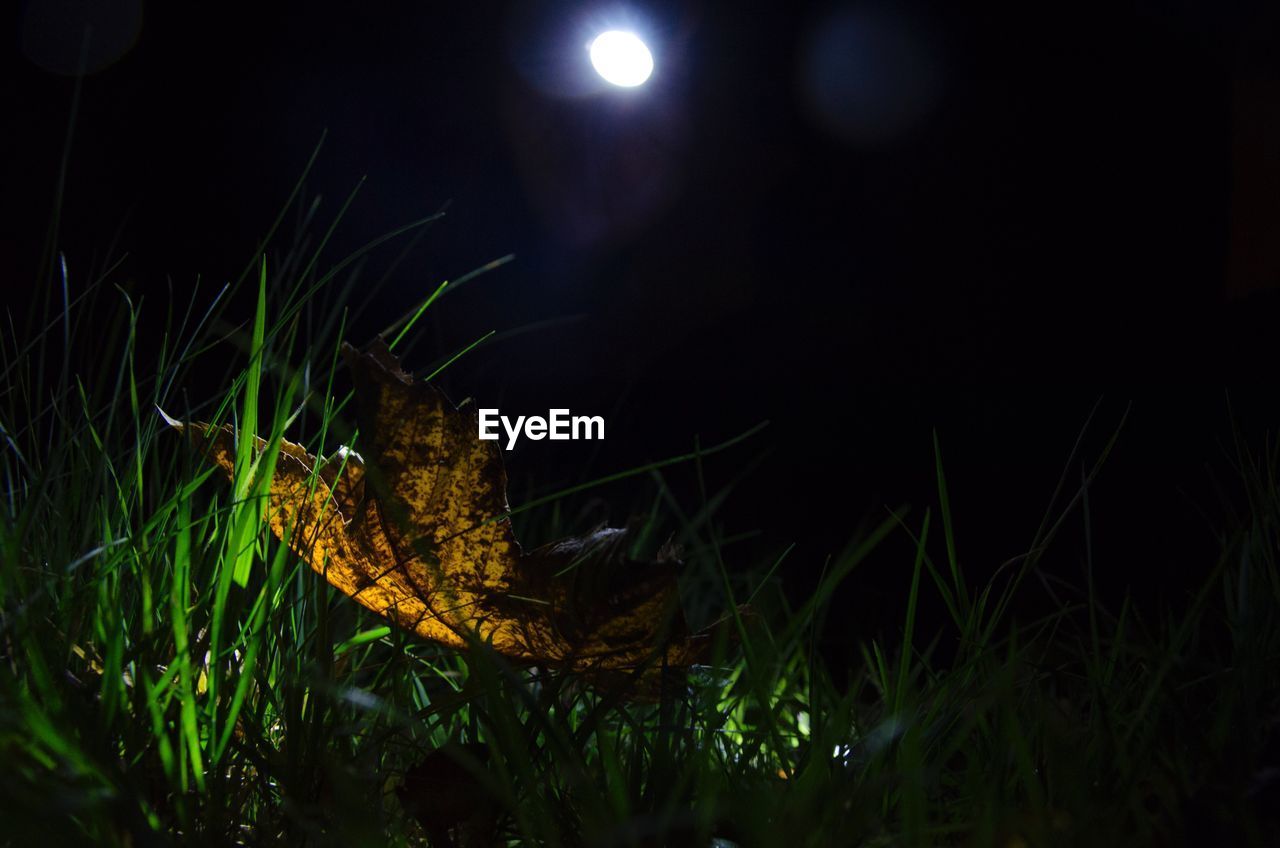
2 189 1279 847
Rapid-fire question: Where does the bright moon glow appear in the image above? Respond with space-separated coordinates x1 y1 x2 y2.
589 30 654 87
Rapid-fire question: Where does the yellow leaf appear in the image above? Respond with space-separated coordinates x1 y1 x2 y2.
172 340 718 685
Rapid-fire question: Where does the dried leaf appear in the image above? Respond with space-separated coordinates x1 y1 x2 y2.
170 340 714 680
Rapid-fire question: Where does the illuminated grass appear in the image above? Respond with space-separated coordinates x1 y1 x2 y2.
1 188 1278 846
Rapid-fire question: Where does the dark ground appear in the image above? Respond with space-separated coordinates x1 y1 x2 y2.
4 1 1279 648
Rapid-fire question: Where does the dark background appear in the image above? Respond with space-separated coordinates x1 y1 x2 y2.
5 1 1279 645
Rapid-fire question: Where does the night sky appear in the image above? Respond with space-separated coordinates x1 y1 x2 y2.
6 1 1280 640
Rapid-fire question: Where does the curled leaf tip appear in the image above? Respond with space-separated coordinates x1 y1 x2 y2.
156 406 184 431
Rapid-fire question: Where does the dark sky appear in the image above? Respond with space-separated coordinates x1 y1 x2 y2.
6 1 1280 638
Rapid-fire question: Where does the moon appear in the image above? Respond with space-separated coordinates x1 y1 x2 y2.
589 30 654 88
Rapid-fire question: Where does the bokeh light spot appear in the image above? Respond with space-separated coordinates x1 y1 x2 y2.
798 6 940 146
21 0 143 76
